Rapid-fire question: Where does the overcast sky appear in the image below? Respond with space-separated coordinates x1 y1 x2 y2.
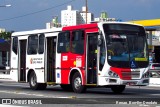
0 0 159 31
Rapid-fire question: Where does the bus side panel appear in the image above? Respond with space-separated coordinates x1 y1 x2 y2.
10 51 18 82
10 37 19 82
61 53 71 84
26 55 45 83
61 53 86 85
55 53 61 84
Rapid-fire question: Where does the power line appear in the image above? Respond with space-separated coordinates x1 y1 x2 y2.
0 0 76 22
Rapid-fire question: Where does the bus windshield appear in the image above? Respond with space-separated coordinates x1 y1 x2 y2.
103 24 149 68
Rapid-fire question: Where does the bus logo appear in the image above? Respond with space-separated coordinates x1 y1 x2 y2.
131 61 136 68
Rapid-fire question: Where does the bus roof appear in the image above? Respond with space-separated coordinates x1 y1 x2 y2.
12 28 62 37
62 22 144 32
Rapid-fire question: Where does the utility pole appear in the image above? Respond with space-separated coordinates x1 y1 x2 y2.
85 0 88 24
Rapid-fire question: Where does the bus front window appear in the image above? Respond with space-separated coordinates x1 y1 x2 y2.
103 24 149 68
128 35 147 60
107 34 129 61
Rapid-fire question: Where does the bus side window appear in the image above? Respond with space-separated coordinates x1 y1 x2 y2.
57 31 70 53
27 34 38 55
12 37 18 55
71 30 84 54
38 34 44 54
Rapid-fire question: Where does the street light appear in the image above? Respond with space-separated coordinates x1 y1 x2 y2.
0 4 11 7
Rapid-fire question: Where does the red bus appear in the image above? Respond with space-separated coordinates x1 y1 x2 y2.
10 22 149 93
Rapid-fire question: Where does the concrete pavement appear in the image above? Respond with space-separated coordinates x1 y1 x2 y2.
0 73 160 87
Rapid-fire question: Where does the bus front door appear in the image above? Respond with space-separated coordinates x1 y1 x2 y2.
19 40 27 82
46 37 57 82
86 33 98 84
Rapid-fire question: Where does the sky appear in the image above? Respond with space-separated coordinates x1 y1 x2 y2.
0 0 160 31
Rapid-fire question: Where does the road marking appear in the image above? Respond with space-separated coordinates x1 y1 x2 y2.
150 94 160 96
0 104 26 107
0 90 71 98
0 83 29 88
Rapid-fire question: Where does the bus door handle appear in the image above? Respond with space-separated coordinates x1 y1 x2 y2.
56 67 60 69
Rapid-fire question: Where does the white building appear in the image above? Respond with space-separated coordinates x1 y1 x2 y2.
61 5 94 27
0 28 5 33
80 6 94 24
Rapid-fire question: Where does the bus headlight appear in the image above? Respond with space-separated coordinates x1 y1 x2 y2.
108 70 119 78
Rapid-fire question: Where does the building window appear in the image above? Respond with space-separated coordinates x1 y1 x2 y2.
71 30 84 54
38 34 44 54
27 34 38 55
57 31 70 53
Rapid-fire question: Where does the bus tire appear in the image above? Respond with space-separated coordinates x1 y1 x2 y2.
29 72 46 90
72 72 86 93
111 85 126 94
60 84 73 91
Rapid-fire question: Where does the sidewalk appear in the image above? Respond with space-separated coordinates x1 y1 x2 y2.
0 73 11 79
0 73 14 82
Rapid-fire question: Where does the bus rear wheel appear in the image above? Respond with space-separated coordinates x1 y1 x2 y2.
72 72 86 93
111 85 126 94
29 72 47 90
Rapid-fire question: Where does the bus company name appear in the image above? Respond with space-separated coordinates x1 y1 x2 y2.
30 58 43 64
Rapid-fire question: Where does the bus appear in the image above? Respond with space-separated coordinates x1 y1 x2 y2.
10 22 149 93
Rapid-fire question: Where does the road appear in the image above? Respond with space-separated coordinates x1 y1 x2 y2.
0 79 160 107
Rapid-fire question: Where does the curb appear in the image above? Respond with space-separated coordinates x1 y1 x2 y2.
0 74 11 79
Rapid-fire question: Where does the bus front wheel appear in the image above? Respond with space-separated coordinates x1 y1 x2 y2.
72 72 86 93
111 85 126 94
29 72 47 90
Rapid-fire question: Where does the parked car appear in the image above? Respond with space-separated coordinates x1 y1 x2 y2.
149 71 160 85
0 64 9 74
149 63 160 85
149 63 160 72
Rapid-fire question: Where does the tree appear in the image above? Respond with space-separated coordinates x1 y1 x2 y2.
0 31 12 40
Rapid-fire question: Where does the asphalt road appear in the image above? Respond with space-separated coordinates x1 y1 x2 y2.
0 79 160 107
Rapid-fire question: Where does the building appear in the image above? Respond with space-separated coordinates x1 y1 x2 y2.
94 12 120 22
0 28 10 73
46 5 94 28
0 28 5 33
46 16 61 29
79 6 94 24
61 5 94 27
61 5 80 27
0 41 10 67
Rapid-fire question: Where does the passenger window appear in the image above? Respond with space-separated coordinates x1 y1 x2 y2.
27 34 38 55
71 30 84 54
57 31 70 53
38 34 44 54
12 37 18 55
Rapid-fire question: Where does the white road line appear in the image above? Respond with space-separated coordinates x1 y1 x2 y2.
0 90 71 98
150 94 160 96
0 83 29 88
0 105 27 107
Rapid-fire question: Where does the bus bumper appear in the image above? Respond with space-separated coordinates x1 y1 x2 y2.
99 77 149 86
119 79 149 86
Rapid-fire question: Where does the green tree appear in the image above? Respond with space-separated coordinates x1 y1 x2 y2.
0 31 12 40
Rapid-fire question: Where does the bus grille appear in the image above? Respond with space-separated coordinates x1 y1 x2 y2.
122 71 140 79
